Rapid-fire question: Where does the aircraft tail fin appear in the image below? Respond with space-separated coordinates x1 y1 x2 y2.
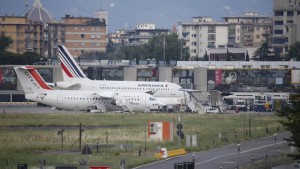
58 45 87 80
14 66 53 93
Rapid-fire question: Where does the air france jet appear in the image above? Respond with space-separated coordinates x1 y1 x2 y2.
14 66 165 112
55 45 185 107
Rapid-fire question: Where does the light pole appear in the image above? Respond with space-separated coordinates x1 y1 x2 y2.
274 133 277 145
57 129 64 149
237 144 240 169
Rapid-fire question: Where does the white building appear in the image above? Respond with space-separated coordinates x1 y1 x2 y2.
223 12 272 48
178 17 228 59
273 0 300 55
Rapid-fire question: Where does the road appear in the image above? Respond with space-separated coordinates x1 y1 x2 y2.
135 132 291 169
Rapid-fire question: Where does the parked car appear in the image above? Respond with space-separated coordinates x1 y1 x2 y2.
206 107 220 114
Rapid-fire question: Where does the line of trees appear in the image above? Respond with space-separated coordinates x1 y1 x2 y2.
79 33 190 64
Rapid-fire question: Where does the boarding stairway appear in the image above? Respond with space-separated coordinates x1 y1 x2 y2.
121 104 133 112
184 90 226 114
184 91 207 114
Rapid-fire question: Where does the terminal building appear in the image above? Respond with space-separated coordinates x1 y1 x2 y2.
0 61 299 112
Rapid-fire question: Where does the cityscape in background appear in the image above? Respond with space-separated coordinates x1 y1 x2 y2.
0 0 299 61
0 0 300 96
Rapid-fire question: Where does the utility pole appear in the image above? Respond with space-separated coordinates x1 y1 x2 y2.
79 123 84 150
163 37 166 65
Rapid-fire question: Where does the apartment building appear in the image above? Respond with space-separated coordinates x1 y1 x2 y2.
0 0 107 59
109 29 128 45
179 17 228 59
223 12 272 48
47 15 107 58
0 16 45 55
125 23 169 46
273 0 300 55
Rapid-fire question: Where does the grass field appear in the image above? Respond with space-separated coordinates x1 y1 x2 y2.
0 111 284 169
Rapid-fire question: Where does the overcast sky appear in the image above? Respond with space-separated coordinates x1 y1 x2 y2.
0 0 273 32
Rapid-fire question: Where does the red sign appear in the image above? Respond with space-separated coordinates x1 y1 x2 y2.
215 69 222 84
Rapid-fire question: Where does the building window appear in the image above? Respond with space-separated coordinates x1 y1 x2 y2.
274 11 284 16
298 11 300 15
91 42 95 46
208 34 216 41
96 35 101 38
261 65 271 69
274 30 283 35
208 26 216 33
274 21 283 25
256 35 260 39
242 65 251 69
96 42 100 46
91 34 95 38
81 34 85 38
287 20 294 23
81 42 85 46
81 27 85 30
287 11 294 16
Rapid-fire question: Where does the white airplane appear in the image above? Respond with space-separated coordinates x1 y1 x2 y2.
56 45 186 107
14 66 165 113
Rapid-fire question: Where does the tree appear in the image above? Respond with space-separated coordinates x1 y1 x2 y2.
246 52 250 61
203 51 209 61
22 52 43 65
253 42 271 61
0 31 13 51
277 91 300 160
286 41 300 61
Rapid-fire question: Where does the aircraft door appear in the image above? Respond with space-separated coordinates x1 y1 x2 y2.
57 95 63 104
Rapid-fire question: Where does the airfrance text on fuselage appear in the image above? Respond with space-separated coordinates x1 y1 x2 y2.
138 84 167 88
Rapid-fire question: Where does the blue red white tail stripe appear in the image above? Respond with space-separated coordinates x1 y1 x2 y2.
58 45 86 78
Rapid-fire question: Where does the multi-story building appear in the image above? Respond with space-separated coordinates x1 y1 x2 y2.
273 0 300 55
109 29 128 45
178 17 229 59
0 0 107 59
125 23 169 46
46 15 107 58
223 12 272 48
0 0 52 56
0 16 46 55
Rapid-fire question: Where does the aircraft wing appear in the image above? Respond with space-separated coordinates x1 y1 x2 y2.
94 91 118 98
54 81 81 89
179 89 201 93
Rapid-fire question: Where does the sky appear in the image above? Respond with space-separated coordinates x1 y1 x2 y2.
0 0 273 32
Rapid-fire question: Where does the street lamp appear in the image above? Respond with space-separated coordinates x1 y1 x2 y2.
274 133 277 145
237 144 240 169
57 129 65 148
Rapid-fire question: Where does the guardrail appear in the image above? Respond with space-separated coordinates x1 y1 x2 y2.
155 148 187 159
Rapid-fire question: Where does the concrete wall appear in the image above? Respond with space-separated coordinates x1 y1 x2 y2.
159 67 172 82
53 66 64 82
123 67 137 81
193 67 207 92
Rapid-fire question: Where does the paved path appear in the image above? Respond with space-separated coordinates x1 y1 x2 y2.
135 132 291 169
